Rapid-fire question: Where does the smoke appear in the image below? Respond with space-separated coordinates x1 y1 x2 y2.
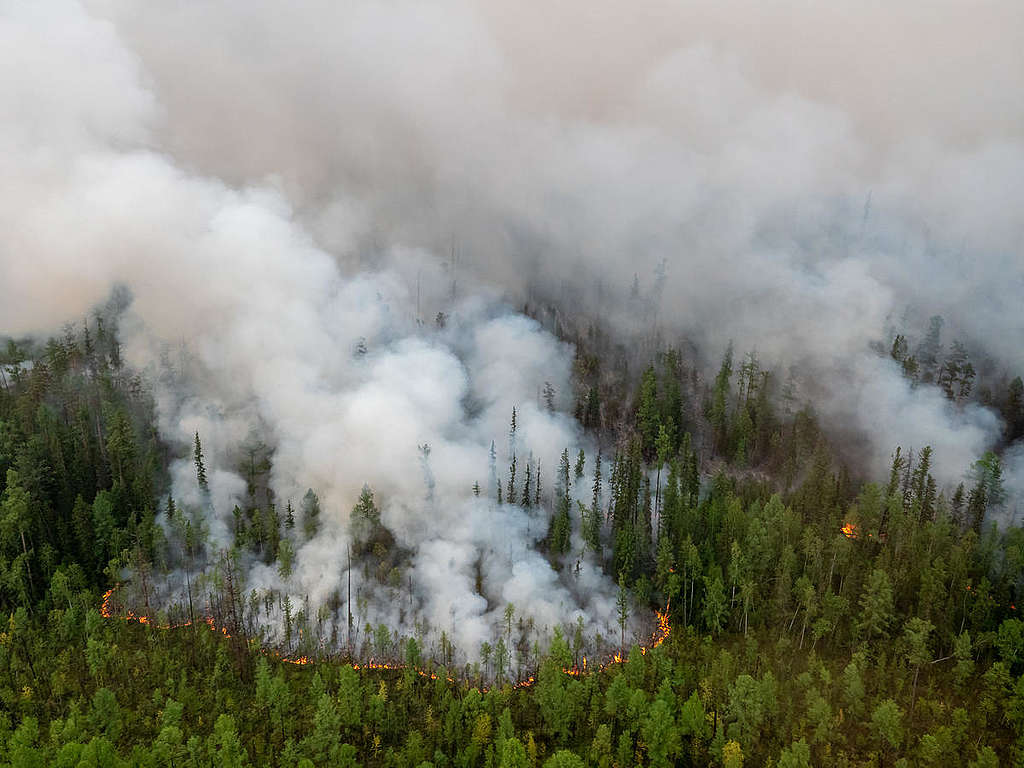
999 443 1024 531
2 0 1023 653
0 0 631 660
79 0 1024 480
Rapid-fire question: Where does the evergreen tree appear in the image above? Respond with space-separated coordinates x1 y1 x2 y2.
637 365 660 459
349 485 379 552
193 432 208 493
710 343 734 453
857 568 895 642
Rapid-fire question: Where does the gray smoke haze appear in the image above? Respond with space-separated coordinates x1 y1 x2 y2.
2 0 1023 653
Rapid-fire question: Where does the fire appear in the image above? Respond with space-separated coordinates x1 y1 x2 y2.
652 610 671 648
841 522 857 539
562 656 589 677
99 585 673 688
100 587 116 618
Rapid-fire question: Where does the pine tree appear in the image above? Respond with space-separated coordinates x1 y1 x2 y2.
857 568 895 642
886 447 904 499
194 432 209 493
349 485 379 551
911 446 935 521
587 451 603 554
660 349 683 453
616 573 629 651
637 365 660 459
522 460 532 509
507 454 517 506
654 424 671 525
534 461 542 507
710 344 734 454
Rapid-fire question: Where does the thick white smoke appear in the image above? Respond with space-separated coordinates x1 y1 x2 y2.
0 0 627 661
63 0 1024 483
2 0 1023 655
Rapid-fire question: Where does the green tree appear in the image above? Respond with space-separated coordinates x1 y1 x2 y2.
193 431 208 493
543 751 585 768
678 691 709 739
952 631 975 688
207 714 250 768
7 716 45 768
703 570 728 636
996 618 1024 667
637 365 660 458
722 739 744 768
88 687 122 743
500 737 530 768
902 616 933 705
710 344 734 453
777 740 812 768
870 699 904 751
840 653 867 716
277 538 295 580
534 628 579 741
642 697 678 767
857 568 895 642
302 693 359 767
616 573 629 651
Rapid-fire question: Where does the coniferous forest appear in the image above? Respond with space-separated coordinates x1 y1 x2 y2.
1 311 1022 767
4 3 1024 767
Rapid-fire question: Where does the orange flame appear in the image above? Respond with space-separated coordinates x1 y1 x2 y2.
652 610 671 648
99 585 672 687
841 522 857 539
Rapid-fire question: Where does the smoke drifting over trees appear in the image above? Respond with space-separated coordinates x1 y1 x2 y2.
2 0 1024 659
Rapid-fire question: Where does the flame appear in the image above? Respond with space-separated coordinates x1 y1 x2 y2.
652 610 671 648
99 585 673 687
841 522 857 539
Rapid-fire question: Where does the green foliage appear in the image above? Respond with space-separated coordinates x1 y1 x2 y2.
0 317 1020 768
857 568 895 642
542 750 585 768
871 699 905 750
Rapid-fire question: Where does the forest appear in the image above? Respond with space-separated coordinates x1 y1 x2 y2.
4 2 1024 766
1 311 1022 768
